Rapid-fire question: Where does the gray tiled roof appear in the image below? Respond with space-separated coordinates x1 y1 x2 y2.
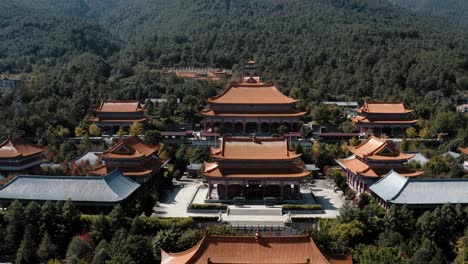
74 151 103 166
407 152 430 166
444 151 461 159
370 171 468 205
0 170 140 204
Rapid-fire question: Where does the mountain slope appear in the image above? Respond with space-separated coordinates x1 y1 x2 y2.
0 2 119 72
396 0 468 29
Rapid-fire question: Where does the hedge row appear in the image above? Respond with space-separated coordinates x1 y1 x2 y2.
188 203 228 210
282 204 323 211
81 214 194 232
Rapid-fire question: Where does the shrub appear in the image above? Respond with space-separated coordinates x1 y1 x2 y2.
282 204 323 211
188 204 228 210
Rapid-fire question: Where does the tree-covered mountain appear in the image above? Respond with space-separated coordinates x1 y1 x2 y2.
1 0 468 140
396 0 468 29
0 2 119 73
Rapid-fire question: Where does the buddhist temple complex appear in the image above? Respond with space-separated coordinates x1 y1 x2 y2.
203 136 310 200
352 101 418 136
161 233 353 264
90 136 164 183
200 76 306 134
336 136 423 194
89 100 148 133
0 136 46 176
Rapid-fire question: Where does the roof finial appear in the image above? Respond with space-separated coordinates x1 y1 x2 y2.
255 227 261 242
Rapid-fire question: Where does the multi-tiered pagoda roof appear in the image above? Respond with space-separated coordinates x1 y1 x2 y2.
200 77 306 118
203 137 309 180
337 136 422 178
90 136 163 179
89 100 148 126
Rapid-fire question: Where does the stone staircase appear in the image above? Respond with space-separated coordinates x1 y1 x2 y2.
223 206 287 226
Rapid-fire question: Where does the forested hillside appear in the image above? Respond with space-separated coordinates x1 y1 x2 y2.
1 0 468 140
396 0 468 29
0 2 119 73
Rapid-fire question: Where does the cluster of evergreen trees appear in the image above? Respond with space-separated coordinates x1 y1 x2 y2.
1 199 467 263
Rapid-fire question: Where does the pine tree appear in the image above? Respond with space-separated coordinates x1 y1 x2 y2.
92 240 111 264
15 228 38 264
107 205 127 232
62 200 81 240
90 214 109 243
37 232 56 263
5 200 25 253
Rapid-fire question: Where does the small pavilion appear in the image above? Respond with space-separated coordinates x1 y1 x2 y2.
200 76 306 134
336 136 423 194
161 232 353 264
203 136 310 200
90 136 164 183
352 101 418 136
89 100 148 133
0 136 47 176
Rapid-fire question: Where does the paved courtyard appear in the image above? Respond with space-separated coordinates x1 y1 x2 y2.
152 177 346 219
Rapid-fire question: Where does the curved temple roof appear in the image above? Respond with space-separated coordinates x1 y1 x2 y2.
94 100 144 113
207 80 299 105
161 234 352 264
347 136 413 161
0 170 140 204
98 136 160 159
370 171 468 205
0 137 46 159
357 101 413 114
211 137 301 160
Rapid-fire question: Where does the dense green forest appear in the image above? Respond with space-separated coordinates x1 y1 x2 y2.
396 0 468 29
1 0 467 128
0 2 119 73
0 199 467 263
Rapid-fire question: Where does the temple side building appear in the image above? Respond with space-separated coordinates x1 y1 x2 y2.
336 136 423 194
0 137 47 176
370 171 468 209
0 170 140 209
200 76 306 134
90 136 164 183
161 233 353 264
89 101 148 133
203 136 310 200
352 102 418 136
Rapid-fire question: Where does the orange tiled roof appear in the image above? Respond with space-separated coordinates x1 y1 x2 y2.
357 101 412 114
352 116 418 124
98 136 160 159
347 136 414 161
0 137 46 159
459 147 468 155
207 81 298 105
161 234 352 264
202 162 310 179
200 109 306 117
89 117 148 123
90 157 163 177
94 101 144 113
211 137 301 160
337 156 422 178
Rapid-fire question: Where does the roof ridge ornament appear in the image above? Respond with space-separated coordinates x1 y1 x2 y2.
255 227 261 242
